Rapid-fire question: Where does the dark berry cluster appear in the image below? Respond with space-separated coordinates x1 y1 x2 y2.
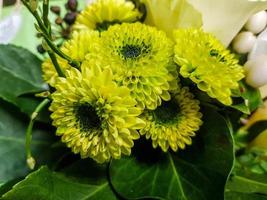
37 0 79 54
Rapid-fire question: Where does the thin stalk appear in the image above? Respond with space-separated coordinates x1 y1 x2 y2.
42 32 79 68
48 52 65 77
25 98 50 170
43 0 49 28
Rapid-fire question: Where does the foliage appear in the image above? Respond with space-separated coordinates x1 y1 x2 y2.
0 1 267 199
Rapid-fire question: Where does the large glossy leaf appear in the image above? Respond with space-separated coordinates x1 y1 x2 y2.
110 107 234 200
0 178 22 197
2 164 117 200
0 44 47 114
0 100 62 184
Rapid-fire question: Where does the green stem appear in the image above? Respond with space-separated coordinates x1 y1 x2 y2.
48 52 65 77
25 98 50 169
42 0 50 32
42 33 80 68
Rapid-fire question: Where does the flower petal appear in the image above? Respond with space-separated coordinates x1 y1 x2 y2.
188 0 267 46
141 0 202 37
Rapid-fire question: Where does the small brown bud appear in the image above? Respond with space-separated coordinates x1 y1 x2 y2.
66 0 78 12
50 6 61 15
63 12 77 25
55 17 63 25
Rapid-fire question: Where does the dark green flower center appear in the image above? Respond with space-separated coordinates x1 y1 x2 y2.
153 100 180 125
96 20 121 32
76 104 101 132
121 45 142 59
119 42 151 60
210 49 226 62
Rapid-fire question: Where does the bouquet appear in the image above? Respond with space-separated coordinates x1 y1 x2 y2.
0 0 267 199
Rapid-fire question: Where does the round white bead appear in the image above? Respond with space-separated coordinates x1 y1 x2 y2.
245 11 267 34
245 55 267 88
232 31 256 54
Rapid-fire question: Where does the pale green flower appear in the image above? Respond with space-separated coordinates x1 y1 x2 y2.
50 64 145 163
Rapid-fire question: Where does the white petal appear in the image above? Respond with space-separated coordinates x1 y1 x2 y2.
188 0 267 46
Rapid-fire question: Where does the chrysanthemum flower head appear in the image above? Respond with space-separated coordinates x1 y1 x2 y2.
174 28 244 105
140 87 203 152
87 22 178 110
42 30 99 86
74 0 141 31
49 64 145 163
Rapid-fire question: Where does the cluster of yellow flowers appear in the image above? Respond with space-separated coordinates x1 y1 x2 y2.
42 0 244 163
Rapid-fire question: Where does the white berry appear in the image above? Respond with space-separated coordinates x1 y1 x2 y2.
232 32 256 54
245 55 267 88
245 11 267 34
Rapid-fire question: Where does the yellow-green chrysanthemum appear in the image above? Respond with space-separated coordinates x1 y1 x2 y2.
140 87 202 152
174 28 244 105
42 30 99 86
87 22 178 110
50 64 145 163
74 0 141 31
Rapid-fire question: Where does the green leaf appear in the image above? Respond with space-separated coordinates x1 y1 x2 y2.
243 84 262 112
232 82 262 114
110 107 234 200
226 169 267 195
225 191 267 200
0 178 22 197
231 101 250 115
0 100 62 184
0 44 47 114
2 164 117 200
225 164 267 199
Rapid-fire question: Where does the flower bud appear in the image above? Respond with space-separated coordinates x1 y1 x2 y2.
27 156 36 170
66 0 78 11
50 6 61 15
37 44 46 54
55 17 63 25
64 12 77 25
29 0 38 12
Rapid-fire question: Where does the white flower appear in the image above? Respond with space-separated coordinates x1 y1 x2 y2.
142 0 267 46
188 0 267 46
